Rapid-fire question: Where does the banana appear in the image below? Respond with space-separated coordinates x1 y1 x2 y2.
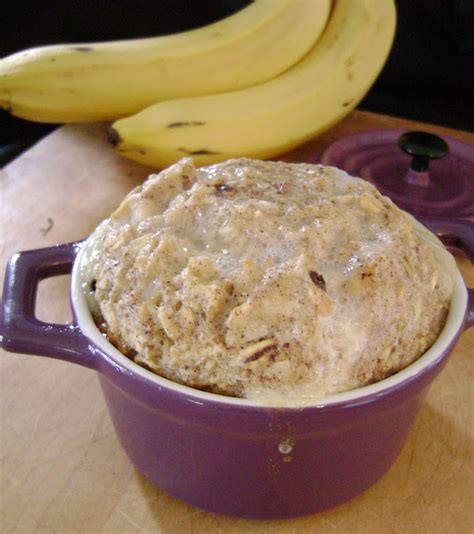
110 0 396 169
0 0 331 123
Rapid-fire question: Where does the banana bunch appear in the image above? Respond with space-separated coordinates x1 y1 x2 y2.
0 0 330 122
111 0 396 168
0 0 396 169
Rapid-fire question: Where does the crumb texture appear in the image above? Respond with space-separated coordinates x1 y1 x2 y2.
88 158 455 405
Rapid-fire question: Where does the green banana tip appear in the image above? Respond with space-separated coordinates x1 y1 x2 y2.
107 126 122 148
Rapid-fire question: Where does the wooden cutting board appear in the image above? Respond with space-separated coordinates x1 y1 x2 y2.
1 110 473 533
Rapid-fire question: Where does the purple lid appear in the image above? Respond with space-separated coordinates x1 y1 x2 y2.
315 129 474 219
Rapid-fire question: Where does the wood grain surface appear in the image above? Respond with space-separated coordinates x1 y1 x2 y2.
1 111 473 533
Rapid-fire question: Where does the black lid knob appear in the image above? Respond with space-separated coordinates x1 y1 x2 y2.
398 131 449 172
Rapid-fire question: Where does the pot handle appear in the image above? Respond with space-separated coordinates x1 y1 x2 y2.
420 217 474 263
420 217 474 330
0 242 97 369
421 217 474 330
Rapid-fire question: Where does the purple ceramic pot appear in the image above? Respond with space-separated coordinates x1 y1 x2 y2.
1 234 473 519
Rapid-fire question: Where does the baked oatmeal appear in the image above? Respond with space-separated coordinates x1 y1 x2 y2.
86 158 455 405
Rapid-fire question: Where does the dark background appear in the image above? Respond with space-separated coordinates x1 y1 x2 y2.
1 0 473 166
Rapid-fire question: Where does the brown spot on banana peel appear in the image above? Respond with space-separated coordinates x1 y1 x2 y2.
167 121 206 128
190 149 220 155
178 148 220 155
345 55 355 68
71 46 94 52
